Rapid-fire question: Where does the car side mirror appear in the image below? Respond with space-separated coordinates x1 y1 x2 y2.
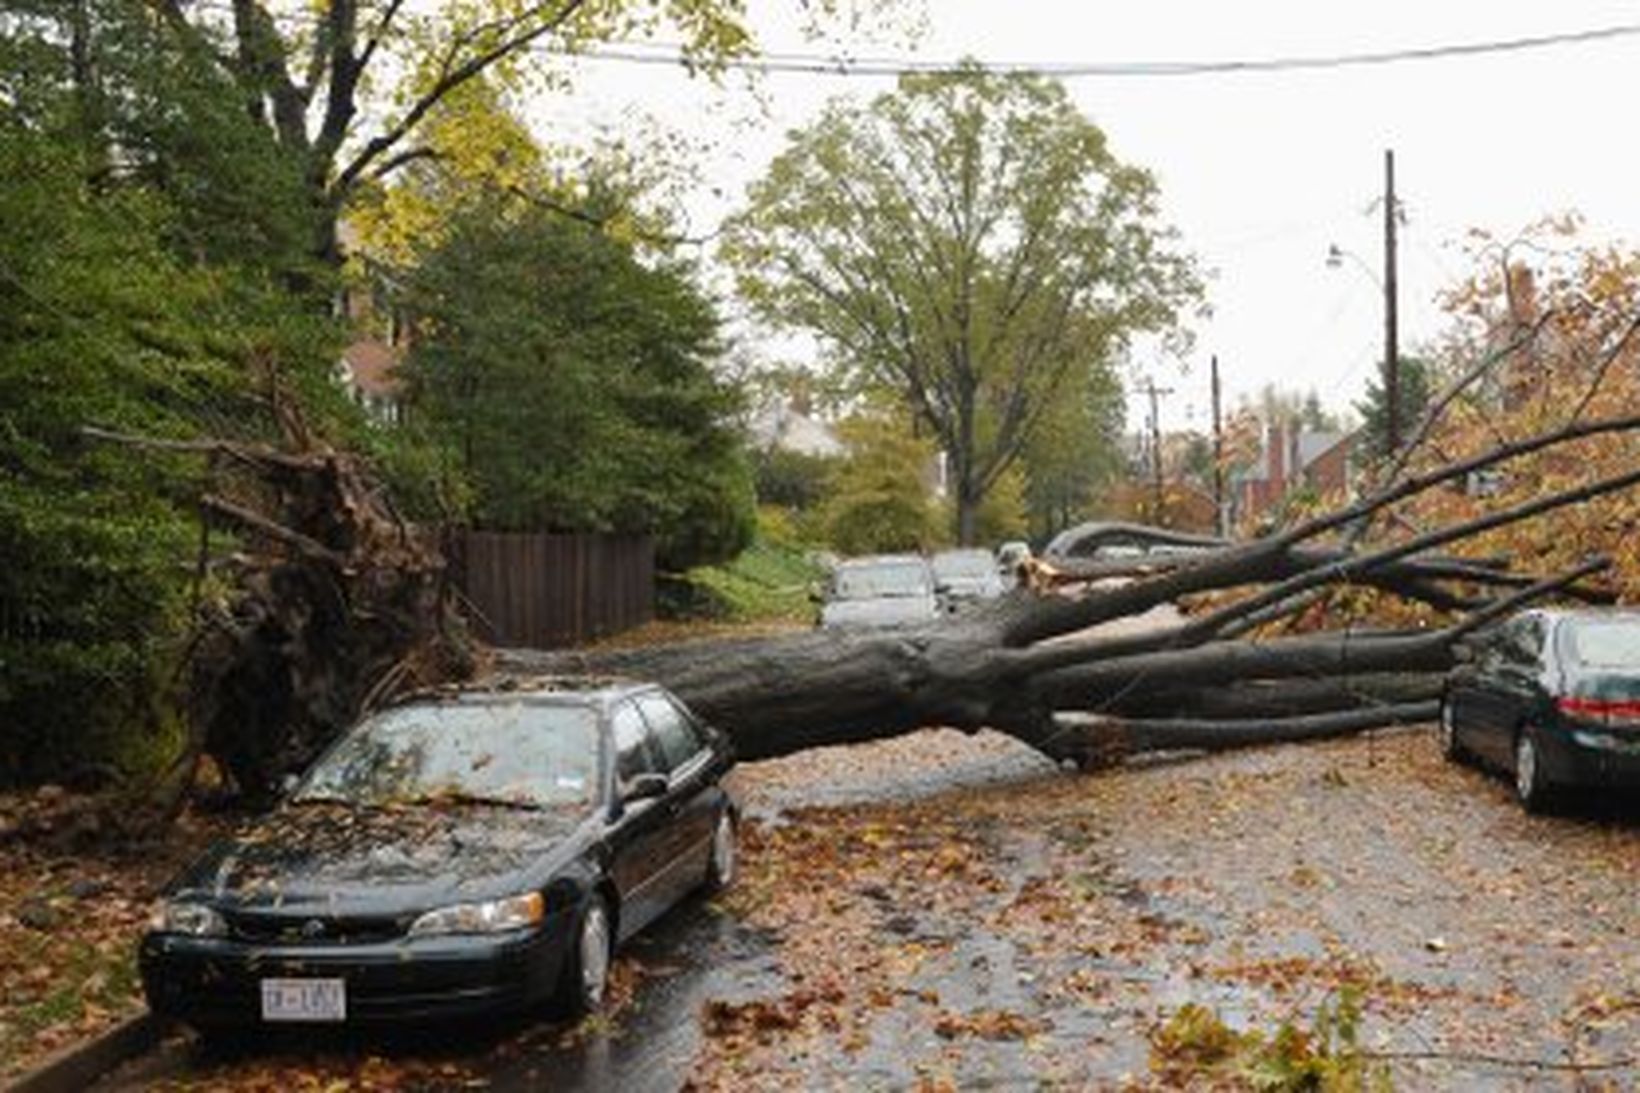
807 582 824 605
280 773 300 797
1451 641 1475 664
621 772 669 804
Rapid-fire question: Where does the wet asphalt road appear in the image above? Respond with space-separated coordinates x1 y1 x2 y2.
93 727 1637 1091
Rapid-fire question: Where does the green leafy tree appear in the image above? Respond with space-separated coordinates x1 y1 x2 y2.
1354 356 1433 462
0 7 359 784
755 447 839 513
132 0 904 263
403 199 753 569
972 465 1028 544
821 416 944 555
1021 358 1126 540
0 125 248 783
725 64 1200 544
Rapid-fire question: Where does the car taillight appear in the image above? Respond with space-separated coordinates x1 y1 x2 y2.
1556 695 1640 729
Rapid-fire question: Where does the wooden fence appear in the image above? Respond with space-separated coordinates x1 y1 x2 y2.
449 530 654 649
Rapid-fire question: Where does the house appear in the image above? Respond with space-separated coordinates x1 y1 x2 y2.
333 220 409 424
747 400 845 459
337 337 404 424
1229 422 1353 528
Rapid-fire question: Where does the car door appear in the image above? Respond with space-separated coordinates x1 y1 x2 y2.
1447 628 1501 757
1493 614 1551 751
603 700 675 940
634 690 718 910
1469 617 1545 766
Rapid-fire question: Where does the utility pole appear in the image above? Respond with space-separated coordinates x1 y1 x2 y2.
1383 148 1400 455
1210 355 1225 537
1137 377 1174 526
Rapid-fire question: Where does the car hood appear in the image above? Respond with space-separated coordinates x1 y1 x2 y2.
172 802 585 915
821 595 937 628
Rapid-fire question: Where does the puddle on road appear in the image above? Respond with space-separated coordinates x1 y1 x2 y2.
483 904 784 1093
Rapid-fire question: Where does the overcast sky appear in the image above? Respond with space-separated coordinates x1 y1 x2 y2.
528 1 1640 431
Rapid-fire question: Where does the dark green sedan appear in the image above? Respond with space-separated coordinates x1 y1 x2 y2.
1440 609 1640 811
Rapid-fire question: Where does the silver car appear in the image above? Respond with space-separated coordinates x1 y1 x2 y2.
819 555 940 629
931 548 1008 611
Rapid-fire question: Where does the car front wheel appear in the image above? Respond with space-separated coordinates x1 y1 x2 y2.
1514 728 1554 813
560 893 612 1016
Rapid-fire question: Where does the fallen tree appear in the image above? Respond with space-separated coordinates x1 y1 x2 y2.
85 416 475 809
76 402 1640 808
506 410 1640 768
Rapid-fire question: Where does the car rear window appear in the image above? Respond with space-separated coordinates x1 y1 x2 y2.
1565 619 1640 667
834 561 931 599
932 551 994 580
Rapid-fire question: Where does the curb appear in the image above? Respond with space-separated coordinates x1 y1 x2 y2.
5 1012 165 1093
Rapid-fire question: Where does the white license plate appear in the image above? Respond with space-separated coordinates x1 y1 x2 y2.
260 977 346 1022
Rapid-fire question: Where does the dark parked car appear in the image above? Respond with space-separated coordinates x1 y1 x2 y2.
140 679 736 1032
1440 609 1640 811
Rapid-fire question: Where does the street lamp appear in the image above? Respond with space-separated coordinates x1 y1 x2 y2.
1325 243 1379 285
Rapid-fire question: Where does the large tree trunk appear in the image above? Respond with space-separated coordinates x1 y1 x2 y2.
99 408 1640 808
505 413 1638 769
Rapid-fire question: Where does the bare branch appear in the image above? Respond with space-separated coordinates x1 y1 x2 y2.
332 0 588 198
1374 308 1557 493
370 144 441 180
1184 468 1640 644
201 495 348 567
1444 556 1611 641
1569 310 1640 422
355 0 406 73
1002 409 1640 647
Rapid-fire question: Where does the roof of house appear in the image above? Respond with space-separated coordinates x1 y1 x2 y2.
341 339 402 397
1296 430 1349 469
748 403 844 458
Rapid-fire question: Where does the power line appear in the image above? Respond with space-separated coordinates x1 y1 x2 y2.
563 22 1640 79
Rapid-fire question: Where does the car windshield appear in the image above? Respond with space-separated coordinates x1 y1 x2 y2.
834 561 931 599
294 701 600 810
932 551 994 580
1565 619 1640 667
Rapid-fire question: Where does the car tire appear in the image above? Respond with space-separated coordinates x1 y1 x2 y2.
1513 727 1554 814
1438 697 1465 762
703 810 736 894
559 892 612 1017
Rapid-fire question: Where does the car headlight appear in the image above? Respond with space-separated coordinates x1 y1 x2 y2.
150 900 227 938
406 892 544 938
